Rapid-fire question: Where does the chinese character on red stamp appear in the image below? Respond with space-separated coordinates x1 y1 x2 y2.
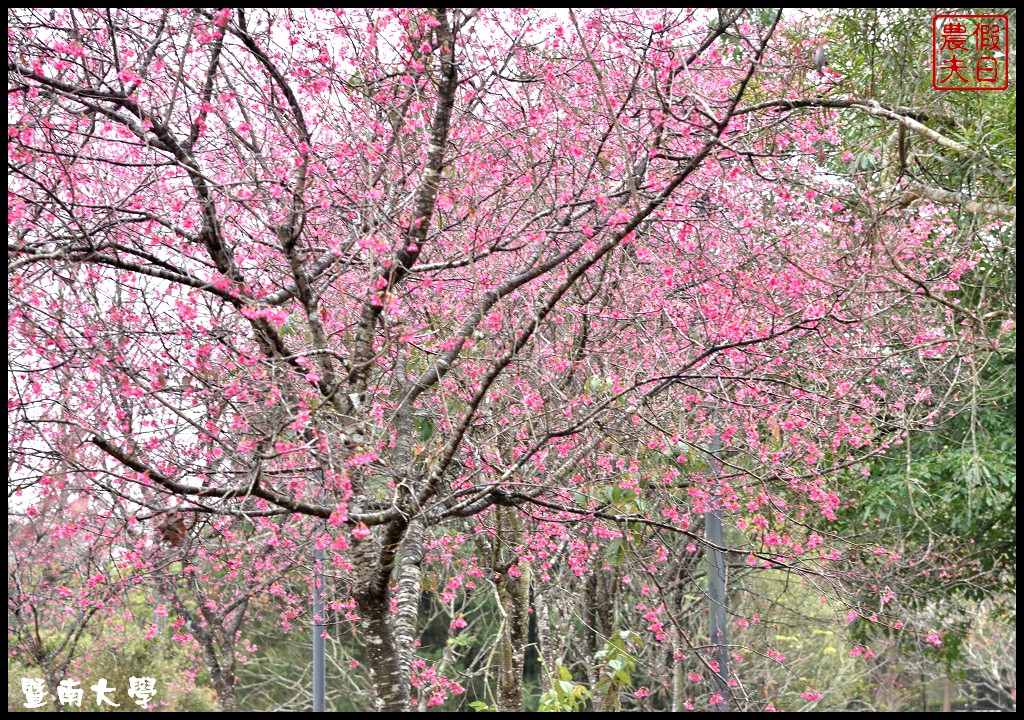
933 14 1009 90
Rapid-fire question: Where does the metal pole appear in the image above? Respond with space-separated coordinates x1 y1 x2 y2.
705 434 730 710
313 546 325 712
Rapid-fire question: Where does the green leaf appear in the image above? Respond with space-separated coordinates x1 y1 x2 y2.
414 416 435 442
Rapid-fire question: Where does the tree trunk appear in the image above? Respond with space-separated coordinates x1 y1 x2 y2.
197 634 237 711
497 564 531 711
211 671 237 713
166 587 239 713
671 633 685 712
583 572 602 710
353 520 413 712
361 597 409 712
394 518 426 682
534 589 555 692
496 507 529 712
43 667 64 713
584 566 619 711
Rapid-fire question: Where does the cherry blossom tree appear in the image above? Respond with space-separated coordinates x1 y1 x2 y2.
143 512 310 711
8 497 123 709
8 8 1001 711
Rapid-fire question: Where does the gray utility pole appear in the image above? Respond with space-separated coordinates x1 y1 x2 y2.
313 546 326 712
705 434 730 710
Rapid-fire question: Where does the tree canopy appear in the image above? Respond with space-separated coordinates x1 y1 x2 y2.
8 8 1014 712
